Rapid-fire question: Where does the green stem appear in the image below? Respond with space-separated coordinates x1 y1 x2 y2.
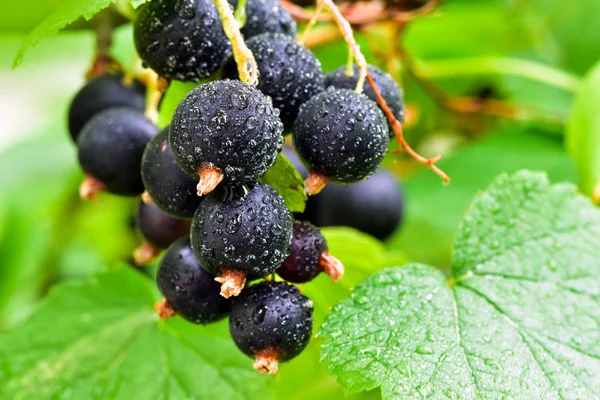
415 56 581 92
213 0 258 85
234 0 247 28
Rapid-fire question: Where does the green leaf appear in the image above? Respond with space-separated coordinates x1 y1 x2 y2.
566 61 600 199
273 228 400 400
388 126 577 268
0 267 273 399
321 170 600 399
260 153 307 213
157 81 200 129
13 0 118 68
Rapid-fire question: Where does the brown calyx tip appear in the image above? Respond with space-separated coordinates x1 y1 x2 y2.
304 171 330 195
319 250 345 282
155 298 177 320
79 175 106 200
133 241 161 265
141 191 153 204
215 269 247 298
196 165 224 196
253 348 281 375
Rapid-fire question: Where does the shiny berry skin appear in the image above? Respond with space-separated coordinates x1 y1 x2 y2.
223 33 324 129
313 169 404 240
68 73 146 141
191 182 293 280
170 80 284 184
157 237 231 324
277 221 327 283
137 202 190 249
77 108 158 196
293 88 389 184
191 183 292 280
141 128 203 218
325 64 404 134
133 0 230 81
229 281 313 367
230 0 297 39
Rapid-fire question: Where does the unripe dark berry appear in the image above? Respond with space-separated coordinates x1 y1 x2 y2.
170 80 284 195
133 0 230 81
313 169 404 240
141 128 203 218
277 220 344 283
229 281 313 375
77 108 158 198
325 64 404 135
191 182 293 297
223 33 324 129
68 73 146 141
293 88 389 193
134 202 190 264
156 237 231 323
230 0 297 39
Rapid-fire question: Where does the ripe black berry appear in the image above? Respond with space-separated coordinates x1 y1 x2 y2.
133 0 230 81
134 202 190 264
141 128 203 218
156 237 231 323
223 33 324 129
191 182 293 297
277 220 344 283
313 169 404 240
293 88 389 193
230 0 297 39
77 108 158 198
325 65 404 133
68 73 146 141
229 281 313 375
170 80 284 195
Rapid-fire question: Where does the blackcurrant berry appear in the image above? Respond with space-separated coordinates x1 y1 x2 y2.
325 64 404 134
134 202 190 264
133 0 230 81
293 88 389 193
141 128 203 218
68 73 146 141
229 281 313 375
222 33 324 129
313 169 404 240
156 237 231 323
170 80 284 195
277 220 344 283
191 182 293 297
230 0 297 39
77 108 158 198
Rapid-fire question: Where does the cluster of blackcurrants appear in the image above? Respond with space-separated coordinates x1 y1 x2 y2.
66 0 404 374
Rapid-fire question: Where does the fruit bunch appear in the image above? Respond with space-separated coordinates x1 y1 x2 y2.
65 0 405 374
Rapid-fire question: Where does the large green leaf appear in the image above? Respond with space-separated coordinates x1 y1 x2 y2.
388 127 577 268
273 227 403 400
566 61 600 199
13 0 118 67
0 267 273 399
321 171 600 398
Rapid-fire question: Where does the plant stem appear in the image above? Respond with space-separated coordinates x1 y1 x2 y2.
416 56 581 92
213 0 258 85
234 0 248 28
319 0 367 93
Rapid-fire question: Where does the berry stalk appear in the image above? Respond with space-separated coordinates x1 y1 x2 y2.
213 0 258 85
312 0 450 184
